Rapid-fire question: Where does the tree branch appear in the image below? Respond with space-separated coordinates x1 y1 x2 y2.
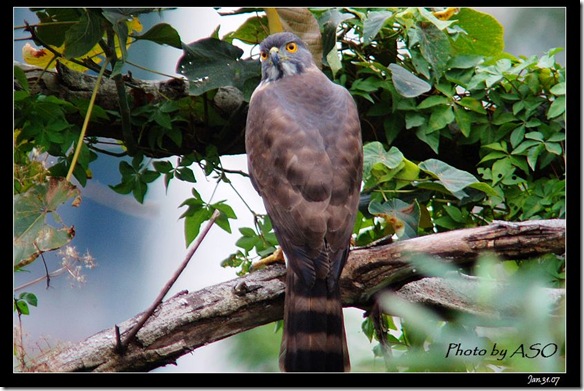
24 219 565 372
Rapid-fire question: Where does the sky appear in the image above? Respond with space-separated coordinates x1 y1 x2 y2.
13 7 567 374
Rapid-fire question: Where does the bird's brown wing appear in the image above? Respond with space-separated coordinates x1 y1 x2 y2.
245 66 362 372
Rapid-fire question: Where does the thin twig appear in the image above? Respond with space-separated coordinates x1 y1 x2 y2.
116 209 221 354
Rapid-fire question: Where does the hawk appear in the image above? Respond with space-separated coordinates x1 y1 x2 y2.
245 32 363 372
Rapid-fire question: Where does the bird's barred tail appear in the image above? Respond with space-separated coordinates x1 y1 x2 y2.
279 270 350 372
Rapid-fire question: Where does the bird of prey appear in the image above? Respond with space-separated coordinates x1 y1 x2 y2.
245 32 363 372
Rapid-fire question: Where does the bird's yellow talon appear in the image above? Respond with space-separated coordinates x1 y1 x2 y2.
250 247 284 271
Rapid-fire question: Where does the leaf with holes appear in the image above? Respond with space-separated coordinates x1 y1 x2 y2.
177 38 260 100
368 199 420 239
13 177 80 270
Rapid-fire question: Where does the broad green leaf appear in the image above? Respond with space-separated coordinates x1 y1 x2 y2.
389 63 431 98
326 48 342 78
447 55 483 69
405 112 426 129
453 105 472 137
547 96 565 119
417 95 450 109
478 151 508 164
428 105 455 131
549 82 565 96
35 9 80 47
368 199 420 239
363 10 393 44
184 207 212 246
419 158 479 194
177 38 260 100
223 15 268 45
212 201 237 233
134 23 182 49
450 8 504 57
415 127 440 154
236 235 259 252
456 97 487 114
393 158 420 189
239 227 257 237
363 142 404 174
63 10 104 59
414 21 451 77
491 157 514 185
14 177 80 269
509 125 526 148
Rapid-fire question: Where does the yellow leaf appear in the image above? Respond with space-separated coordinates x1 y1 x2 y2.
22 43 57 69
432 7 459 21
128 16 143 33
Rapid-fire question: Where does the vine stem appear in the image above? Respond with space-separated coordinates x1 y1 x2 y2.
116 209 221 354
65 58 109 182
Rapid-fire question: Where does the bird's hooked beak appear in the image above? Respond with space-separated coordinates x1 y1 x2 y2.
269 47 280 66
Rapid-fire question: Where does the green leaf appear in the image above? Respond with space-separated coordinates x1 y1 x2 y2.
177 38 260 101
509 125 526 149
363 10 394 44
453 106 472 137
175 167 196 183
236 236 259 252
491 157 514 185
467 182 498 197
450 8 504 57
419 158 479 194
19 292 38 307
417 95 450 109
239 227 256 237
549 82 565 96
389 64 431 98
134 23 182 49
363 142 404 174
447 55 483 69
15 300 30 315
415 127 440 154
63 10 103 59
223 15 267 45
456 97 487 114
368 199 420 239
14 65 29 92
35 9 81 47
13 177 80 269
414 21 451 77
153 160 173 173
211 202 237 233
544 142 563 156
184 207 212 246
325 48 343 78
428 105 454 131
405 112 426 129
547 96 565 119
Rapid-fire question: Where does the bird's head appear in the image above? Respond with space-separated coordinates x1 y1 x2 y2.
258 32 315 82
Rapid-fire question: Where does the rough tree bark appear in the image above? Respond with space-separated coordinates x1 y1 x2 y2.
23 219 565 372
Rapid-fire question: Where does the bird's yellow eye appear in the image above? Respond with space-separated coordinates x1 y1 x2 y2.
285 42 297 53
260 51 268 61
